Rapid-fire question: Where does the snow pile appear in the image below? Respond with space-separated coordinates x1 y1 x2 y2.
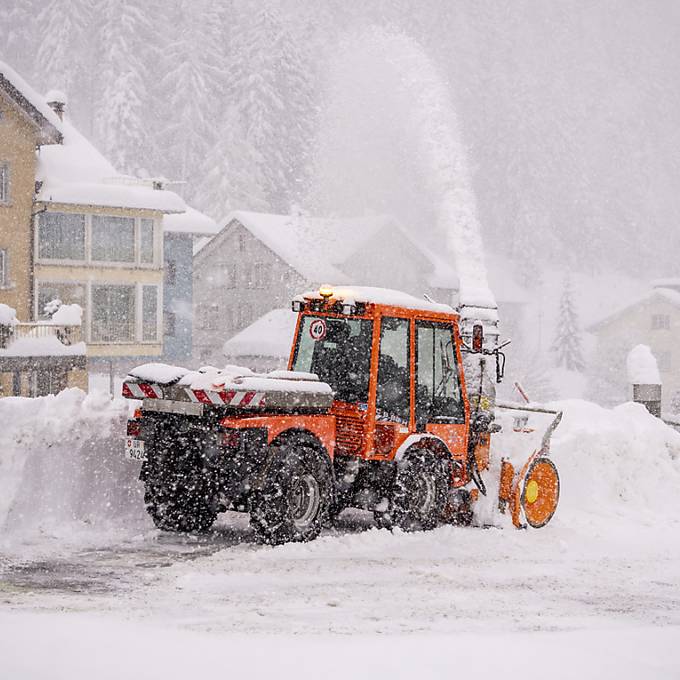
0 302 17 326
0 389 146 541
551 400 680 523
0 335 86 357
50 302 83 326
626 344 661 385
128 362 190 384
178 365 332 395
479 398 680 527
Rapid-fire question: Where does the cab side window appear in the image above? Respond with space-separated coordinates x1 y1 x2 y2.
376 316 410 424
416 321 464 426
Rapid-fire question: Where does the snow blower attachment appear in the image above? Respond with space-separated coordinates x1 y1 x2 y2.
121 286 562 543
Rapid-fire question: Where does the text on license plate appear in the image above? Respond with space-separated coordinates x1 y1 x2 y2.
125 438 146 461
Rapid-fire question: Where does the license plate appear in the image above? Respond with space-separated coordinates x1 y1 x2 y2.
125 438 146 461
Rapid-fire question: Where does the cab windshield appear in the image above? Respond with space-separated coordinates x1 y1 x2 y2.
292 315 373 403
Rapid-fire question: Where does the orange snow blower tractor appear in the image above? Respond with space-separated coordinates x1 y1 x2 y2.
123 286 561 544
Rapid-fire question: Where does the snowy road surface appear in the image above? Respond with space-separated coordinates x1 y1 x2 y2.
1 391 680 678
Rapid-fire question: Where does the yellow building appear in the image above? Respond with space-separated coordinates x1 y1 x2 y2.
0 62 186 396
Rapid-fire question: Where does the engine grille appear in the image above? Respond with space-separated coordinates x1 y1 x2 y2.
335 414 366 455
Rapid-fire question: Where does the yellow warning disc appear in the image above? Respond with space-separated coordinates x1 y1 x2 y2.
525 479 539 504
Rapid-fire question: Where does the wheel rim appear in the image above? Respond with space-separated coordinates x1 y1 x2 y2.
290 474 321 530
521 458 560 528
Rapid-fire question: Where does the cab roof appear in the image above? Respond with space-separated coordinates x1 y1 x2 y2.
301 286 456 315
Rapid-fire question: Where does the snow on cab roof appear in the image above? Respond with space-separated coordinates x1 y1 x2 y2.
223 308 298 359
164 206 219 235
302 286 456 314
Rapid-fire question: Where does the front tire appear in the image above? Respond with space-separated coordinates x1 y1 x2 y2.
375 452 449 531
249 443 333 545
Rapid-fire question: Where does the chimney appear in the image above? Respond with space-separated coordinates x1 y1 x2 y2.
45 89 67 121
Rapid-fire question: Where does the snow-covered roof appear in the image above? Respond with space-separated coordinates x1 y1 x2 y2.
222 308 298 359
203 211 459 288
302 286 456 314
1 61 185 214
35 120 186 213
164 206 219 235
588 287 680 332
0 61 62 144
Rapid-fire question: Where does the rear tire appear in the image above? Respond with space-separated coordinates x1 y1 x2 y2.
249 443 333 545
145 473 218 533
375 452 449 532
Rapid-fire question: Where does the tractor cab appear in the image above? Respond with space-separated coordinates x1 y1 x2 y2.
289 286 472 477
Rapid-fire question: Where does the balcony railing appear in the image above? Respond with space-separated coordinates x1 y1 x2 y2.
0 322 83 351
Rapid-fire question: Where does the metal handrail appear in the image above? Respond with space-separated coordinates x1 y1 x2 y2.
0 321 82 349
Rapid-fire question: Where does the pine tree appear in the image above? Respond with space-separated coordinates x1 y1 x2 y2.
551 275 585 371
194 106 268 220
93 0 154 173
226 1 317 210
0 1 41 78
157 0 226 185
35 0 93 96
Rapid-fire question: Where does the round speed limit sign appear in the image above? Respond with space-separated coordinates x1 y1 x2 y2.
309 318 327 341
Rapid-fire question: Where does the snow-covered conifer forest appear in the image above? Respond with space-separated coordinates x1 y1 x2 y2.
1 2 680 678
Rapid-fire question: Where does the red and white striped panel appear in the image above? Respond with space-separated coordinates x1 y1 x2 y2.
122 381 163 399
185 388 265 408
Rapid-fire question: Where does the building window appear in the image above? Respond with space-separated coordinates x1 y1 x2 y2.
238 233 246 253
142 285 159 341
91 284 135 342
651 314 670 330
37 281 87 318
140 218 154 264
657 351 672 372
165 261 177 285
91 215 135 262
164 312 176 337
0 249 7 287
0 163 8 203
198 303 219 330
253 263 268 289
242 263 252 288
39 212 86 261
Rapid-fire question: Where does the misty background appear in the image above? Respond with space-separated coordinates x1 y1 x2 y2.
3 0 679 399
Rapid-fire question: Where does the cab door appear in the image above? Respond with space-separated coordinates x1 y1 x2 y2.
414 320 467 460
371 315 412 457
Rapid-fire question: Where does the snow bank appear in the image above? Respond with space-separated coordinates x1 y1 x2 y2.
626 344 661 385
550 400 680 523
476 398 680 528
0 302 17 326
0 389 147 542
2 391 679 547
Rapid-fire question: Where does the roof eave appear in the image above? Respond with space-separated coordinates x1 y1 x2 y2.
0 73 62 145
